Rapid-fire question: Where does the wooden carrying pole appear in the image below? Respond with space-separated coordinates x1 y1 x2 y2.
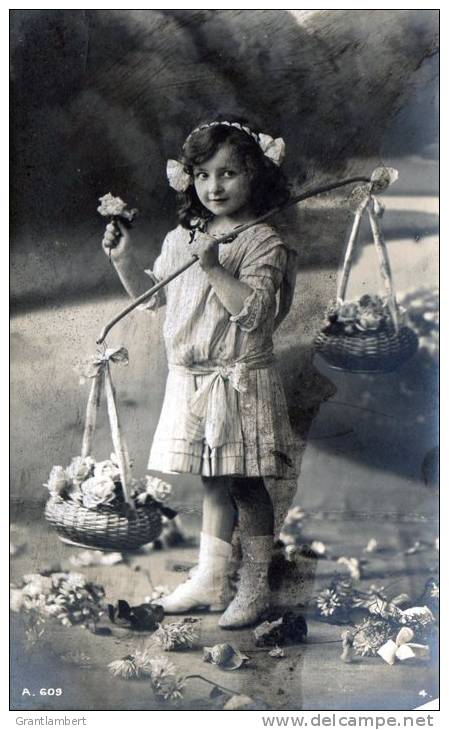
97 175 373 344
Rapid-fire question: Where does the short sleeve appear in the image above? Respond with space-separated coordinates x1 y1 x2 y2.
230 230 288 332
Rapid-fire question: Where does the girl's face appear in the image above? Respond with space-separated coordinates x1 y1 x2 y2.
192 143 253 220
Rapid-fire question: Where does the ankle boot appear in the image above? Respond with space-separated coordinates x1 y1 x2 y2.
156 533 233 613
189 530 241 586
218 534 273 629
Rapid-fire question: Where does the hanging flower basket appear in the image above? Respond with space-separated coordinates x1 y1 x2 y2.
44 347 170 551
315 297 418 373
314 172 418 373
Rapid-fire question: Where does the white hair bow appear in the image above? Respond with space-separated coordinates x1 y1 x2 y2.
258 133 286 166
166 159 192 192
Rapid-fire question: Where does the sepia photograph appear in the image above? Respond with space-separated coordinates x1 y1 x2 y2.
10 8 439 713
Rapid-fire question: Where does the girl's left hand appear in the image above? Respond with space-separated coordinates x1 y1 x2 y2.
191 231 220 272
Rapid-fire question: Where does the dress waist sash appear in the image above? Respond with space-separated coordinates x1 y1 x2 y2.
169 351 274 449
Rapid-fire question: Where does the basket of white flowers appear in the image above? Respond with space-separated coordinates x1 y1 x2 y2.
314 170 418 373
44 346 173 551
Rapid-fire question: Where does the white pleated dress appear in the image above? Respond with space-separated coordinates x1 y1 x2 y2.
144 222 297 480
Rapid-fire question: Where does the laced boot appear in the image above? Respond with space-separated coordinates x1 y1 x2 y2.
156 533 233 613
218 534 273 629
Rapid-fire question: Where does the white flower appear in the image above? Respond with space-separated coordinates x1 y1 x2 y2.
42 603 63 618
108 656 141 679
338 301 359 323
22 574 53 597
143 476 172 502
144 655 185 702
154 619 199 651
97 193 127 217
357 312 383 331
401 606 435 624
81 475 116 509
54 572 86 590
44 466 68 496
94 459 121 482
316 589 341 616
66 456 95 482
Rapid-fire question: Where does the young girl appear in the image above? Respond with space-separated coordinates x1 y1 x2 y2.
102 118 297 628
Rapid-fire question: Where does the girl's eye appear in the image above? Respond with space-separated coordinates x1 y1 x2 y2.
195 172 208 180
223 170 236 178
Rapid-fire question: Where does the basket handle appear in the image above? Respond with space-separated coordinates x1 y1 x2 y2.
336 193 400 332
104 363 133 505
81 371 103 460
80 351 134 506
336 196 370 302
367 199 400 332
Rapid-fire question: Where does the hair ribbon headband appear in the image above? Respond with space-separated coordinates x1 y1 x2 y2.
167 123 285 192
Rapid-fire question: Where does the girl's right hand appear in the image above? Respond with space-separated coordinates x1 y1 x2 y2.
102 219 130 260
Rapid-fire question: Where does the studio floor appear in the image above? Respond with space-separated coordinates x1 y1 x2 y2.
10 294 439 712
10 501 438 712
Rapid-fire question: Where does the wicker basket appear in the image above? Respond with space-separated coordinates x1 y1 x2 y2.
44 348 164 551
314 324 418 373
45 496 162 551
314 187 418 373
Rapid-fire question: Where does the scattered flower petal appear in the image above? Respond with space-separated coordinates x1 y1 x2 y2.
145 585 170 603
310 541 327 557
337 556 362 581
404 541 425 555
396 643 430 662
364 538 378 553
69 550 123 567
223 694 268 711
340 630 354 663
390 593 411 608
284 544 297 561
395 627 415 647
269 646 286 659
377 640 398 665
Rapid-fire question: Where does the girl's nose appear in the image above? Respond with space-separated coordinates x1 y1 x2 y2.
209 176 224 195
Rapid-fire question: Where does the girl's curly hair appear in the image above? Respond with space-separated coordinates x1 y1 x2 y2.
176 117 290 229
